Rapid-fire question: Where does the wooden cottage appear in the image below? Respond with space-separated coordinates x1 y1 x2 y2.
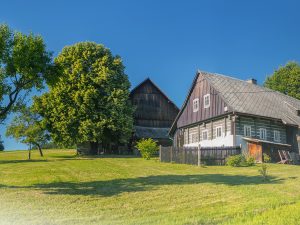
169 70 300 162
130 78 179 147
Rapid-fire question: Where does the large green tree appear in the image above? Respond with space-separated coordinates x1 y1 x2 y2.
6 106 49 159
35 42 134 154
0 24 53 122
264 61 300 100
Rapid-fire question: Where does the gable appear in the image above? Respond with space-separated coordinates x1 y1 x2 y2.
130 79 179 128
176 73 230 128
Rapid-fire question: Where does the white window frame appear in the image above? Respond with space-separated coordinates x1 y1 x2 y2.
259 128 267 140
193 98 199 112
204 94 210 108
202 130 208 141
274 130 280 142
244 125 252 137
216 126 222 138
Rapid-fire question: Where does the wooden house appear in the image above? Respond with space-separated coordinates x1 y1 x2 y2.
130 78 179 147
169 70 300 162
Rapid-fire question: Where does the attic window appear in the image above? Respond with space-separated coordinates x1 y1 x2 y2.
193 98 199 112
204 94 210 108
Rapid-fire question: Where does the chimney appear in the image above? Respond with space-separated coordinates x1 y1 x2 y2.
246 78 257 85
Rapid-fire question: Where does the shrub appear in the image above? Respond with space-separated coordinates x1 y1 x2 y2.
226 154 245 167
135 138 158 160
226 154 255 167
263 153 271 163
259 164 268 181
245 156 255 166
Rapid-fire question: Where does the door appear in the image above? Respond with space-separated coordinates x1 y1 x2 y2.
248 142 262 162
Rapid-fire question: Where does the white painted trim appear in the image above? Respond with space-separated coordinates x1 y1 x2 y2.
216 126 222 138
274 130 280 142
193 98 199 112
259 128 267 140
203 94 210 108
202 129 208 141
244 125 251 137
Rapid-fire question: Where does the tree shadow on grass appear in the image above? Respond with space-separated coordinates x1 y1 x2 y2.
0 159 48 165
0 174 285 197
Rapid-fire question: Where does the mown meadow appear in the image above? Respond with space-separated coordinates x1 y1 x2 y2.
0 149 300 225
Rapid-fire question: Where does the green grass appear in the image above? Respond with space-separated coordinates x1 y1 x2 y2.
0 150 300 225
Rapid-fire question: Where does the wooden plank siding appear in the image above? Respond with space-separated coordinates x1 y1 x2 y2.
130 79 179 128
177 74 229 128
235 116 287 144
180 117 233 145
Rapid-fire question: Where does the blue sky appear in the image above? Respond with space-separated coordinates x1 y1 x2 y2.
1 0 300 150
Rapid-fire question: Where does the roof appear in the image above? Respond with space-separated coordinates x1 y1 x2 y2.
130 78 179 111
242 137 291 147
170 70 300 134
134 126 170 139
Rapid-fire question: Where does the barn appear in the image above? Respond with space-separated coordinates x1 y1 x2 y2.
130 78 179 148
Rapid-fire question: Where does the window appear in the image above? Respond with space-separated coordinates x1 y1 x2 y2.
189 133 198 143
244 125 251 137
204 94 210 108
259 128 267 140
274 130 280 142
216 126 222 138
202 130 208 140
193 98 199 112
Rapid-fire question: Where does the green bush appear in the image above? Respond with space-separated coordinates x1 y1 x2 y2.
263 153 271 163
135 138 158 160
245 156 255 166
259 164 268 181
226 154 255 167
226 154 245 167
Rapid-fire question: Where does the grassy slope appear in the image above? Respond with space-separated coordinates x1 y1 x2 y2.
0 150 300 225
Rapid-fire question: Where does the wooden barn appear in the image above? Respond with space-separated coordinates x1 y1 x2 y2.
130 78 179 147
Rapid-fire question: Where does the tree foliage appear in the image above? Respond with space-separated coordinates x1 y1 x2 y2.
35 42 134 154
0 24 53 122
6 106 49 157
264 61 300 100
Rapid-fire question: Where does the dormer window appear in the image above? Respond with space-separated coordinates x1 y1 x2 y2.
193 98 199 112
204 94 210 108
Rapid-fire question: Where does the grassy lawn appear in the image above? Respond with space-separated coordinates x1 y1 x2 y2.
0 150 300 225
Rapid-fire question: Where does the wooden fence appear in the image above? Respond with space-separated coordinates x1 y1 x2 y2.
160 146 241 166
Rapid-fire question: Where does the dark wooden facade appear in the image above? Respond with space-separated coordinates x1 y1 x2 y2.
176 73 229 128
130 78 179 146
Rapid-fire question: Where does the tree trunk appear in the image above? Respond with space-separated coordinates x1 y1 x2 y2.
28 149 31 160
37 144 44 157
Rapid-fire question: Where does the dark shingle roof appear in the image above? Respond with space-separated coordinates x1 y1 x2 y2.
202 71 300 125
170 70 300 134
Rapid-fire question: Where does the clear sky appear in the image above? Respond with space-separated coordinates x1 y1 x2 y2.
1 0 300 150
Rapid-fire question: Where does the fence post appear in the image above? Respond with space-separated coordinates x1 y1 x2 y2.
159 145 162 162
198 144 201 166
170 146 173 163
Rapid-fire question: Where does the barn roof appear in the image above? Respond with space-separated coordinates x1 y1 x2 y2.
134 126 169 139
170 70 300 134
130 78 179 111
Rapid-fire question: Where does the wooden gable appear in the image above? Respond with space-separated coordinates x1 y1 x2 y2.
130 78 179 128
176 73 229 128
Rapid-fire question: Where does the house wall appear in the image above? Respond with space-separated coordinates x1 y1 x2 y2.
130 80 179 128
176 73 230 128
175 116 234 147
235 116 287 143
